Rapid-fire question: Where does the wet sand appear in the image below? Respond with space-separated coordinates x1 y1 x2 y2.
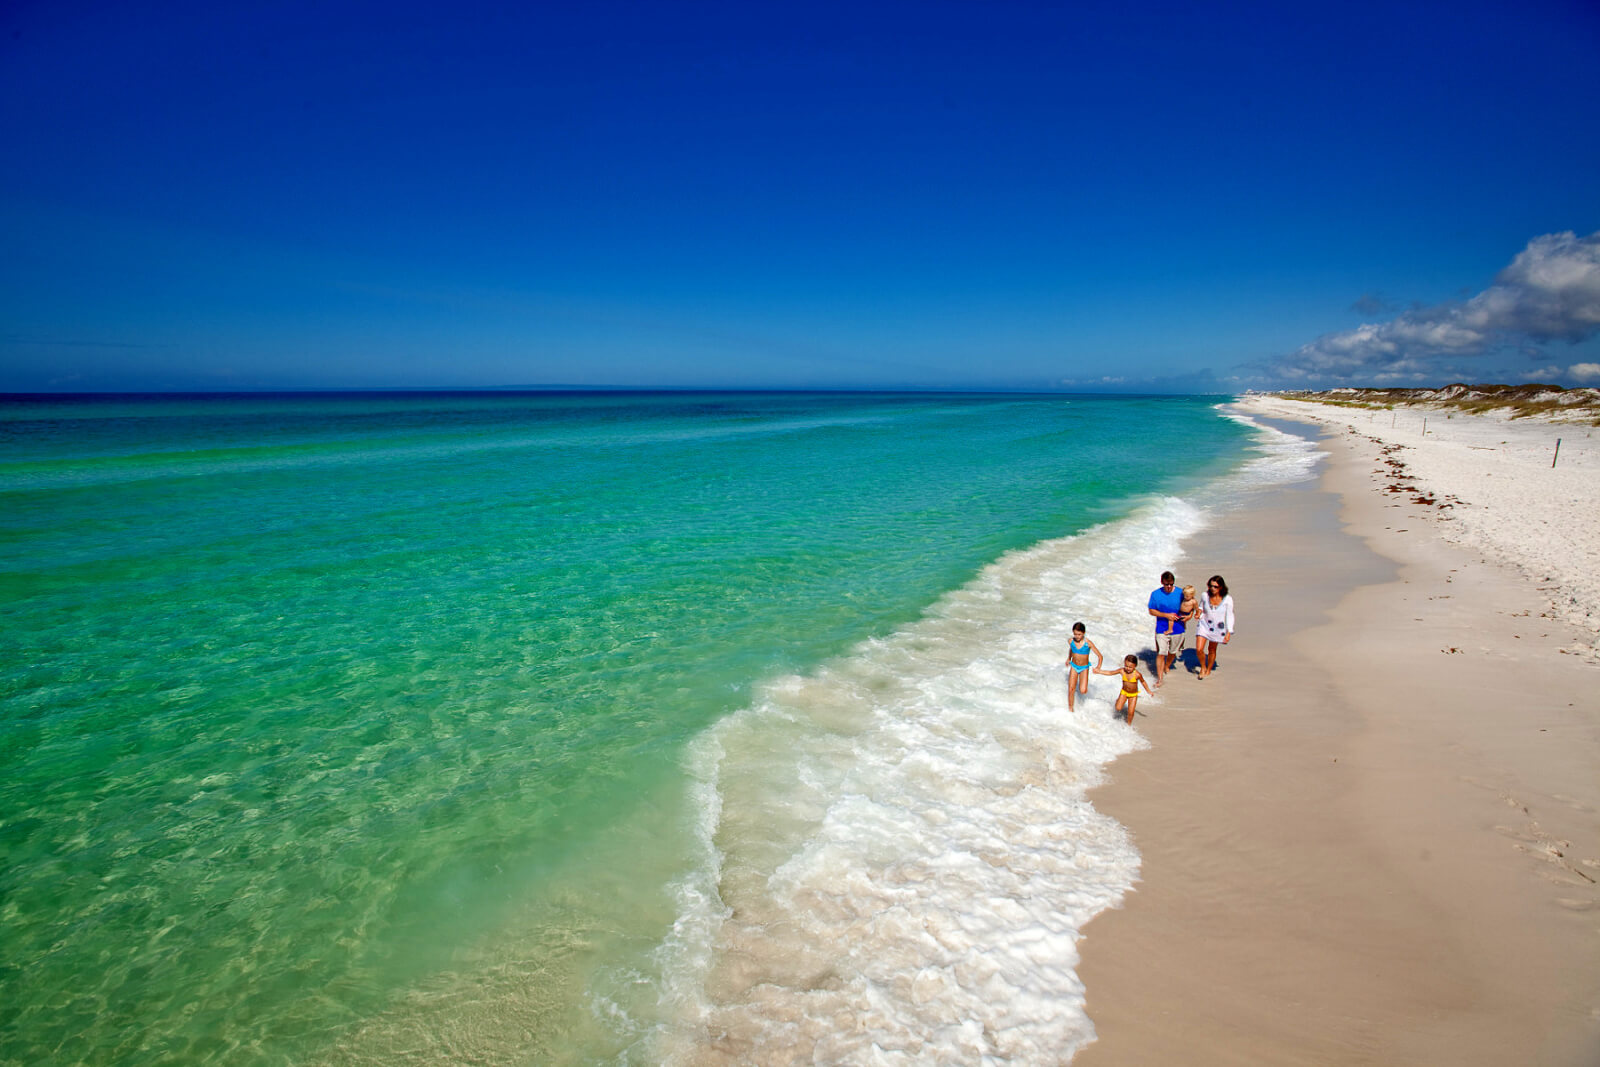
1074 417 1600 1065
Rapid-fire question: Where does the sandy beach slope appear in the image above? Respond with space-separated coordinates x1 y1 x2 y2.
1074 401 1600 1065
1243 396 1600 657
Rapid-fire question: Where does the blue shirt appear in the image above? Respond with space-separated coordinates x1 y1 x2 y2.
1148 586 1185 634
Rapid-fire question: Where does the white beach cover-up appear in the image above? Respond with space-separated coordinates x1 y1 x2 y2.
1196 594 1234 642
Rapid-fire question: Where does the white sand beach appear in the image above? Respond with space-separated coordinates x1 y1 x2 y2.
1074 397 1600 1065
1243 395 1600 657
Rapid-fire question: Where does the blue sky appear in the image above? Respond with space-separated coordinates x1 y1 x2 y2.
2 0 1598 392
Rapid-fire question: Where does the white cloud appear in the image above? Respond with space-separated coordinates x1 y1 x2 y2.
1570 362 1600 382
1265 230 1600 383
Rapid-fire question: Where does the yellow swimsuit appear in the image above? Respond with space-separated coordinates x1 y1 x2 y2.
1121 671 1139 697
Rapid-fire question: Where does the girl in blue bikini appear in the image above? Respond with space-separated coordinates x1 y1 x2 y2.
1064 622 1104 712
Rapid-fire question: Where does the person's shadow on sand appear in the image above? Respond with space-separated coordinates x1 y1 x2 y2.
1168 647 1216 677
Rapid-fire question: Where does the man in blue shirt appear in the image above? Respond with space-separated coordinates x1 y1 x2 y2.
1147 570 1185 687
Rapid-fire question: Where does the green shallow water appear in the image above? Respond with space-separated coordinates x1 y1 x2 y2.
0 391 1249 1064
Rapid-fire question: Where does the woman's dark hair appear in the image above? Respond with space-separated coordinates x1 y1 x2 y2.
1208 575 1229 598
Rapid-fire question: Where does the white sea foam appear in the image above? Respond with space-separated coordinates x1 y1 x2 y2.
624 415 1322 1064
1213 404 1325 496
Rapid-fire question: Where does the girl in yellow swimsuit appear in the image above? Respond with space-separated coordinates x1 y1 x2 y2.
1095 654 1154 724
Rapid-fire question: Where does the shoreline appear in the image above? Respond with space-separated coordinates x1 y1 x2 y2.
1074 407 1600 1064
1240 395 1600 658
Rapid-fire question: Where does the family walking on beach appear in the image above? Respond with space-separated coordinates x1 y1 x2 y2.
1065 569 1235 724
1149 570 1235 682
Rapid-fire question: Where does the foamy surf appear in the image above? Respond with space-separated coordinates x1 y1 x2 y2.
618 503 1182 1063
605 416 1323 1065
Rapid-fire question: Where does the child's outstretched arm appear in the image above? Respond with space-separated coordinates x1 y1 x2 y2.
1092 665 1119 676
1138 672 1156 696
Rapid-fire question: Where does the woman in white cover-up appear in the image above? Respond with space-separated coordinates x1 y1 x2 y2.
1193 574 1234 680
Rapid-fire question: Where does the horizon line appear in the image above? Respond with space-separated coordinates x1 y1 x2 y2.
1 385 1240 398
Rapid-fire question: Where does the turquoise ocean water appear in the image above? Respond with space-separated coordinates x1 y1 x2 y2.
0 392 1303 1064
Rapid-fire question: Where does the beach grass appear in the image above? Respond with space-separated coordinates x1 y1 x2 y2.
1267 383 1600 424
